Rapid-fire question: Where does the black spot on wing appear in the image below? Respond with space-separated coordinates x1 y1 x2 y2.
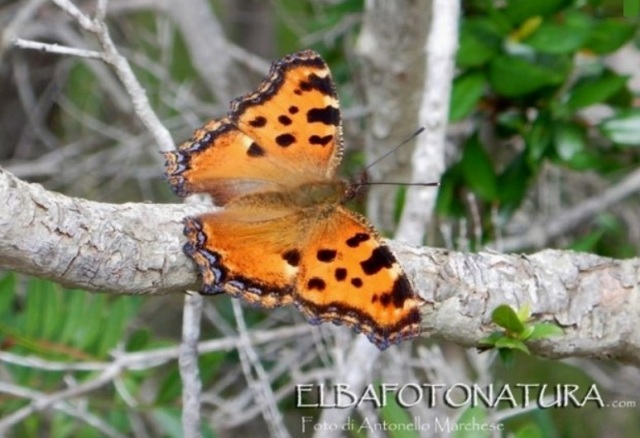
275 133 296 147
379 293 392 307
249 116 267 127
247 142 265 157
351 278 363 288
278 115 292 126
335 268 347 281
390 276 414 308
282 249 301 267
289 105 299 114
360 247 394 276
309 135 333 146
307 106 340 126
299 73 336 97
317 249 337 263
346 233 370 248
307 277 326 291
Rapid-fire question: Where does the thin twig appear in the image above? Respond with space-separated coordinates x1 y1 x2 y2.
232 300 291 438
0 382 125 438
11 36 103 59
51 0 97 31
395 0 460 243
48 0 175 151
0 362 122 432
495 167 640 252
180 293 203 438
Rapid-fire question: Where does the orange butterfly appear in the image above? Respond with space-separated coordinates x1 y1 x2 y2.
164 50 424 350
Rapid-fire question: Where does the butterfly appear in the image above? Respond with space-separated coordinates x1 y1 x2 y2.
164 49 424 350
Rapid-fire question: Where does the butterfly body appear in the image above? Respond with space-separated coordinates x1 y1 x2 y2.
165 50 424 350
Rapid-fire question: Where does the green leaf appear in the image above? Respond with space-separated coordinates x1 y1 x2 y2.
496 110 527 135
526 323 564 340
525 114 553 163
514 423 545 438
521 325 535 339
97 297 136 357
74 295 104 350
600 109 640 145
585 19 636 55
156 369 182 404
479 331 503 347
555 148 601 171
457 18 503 67
126 328 151 351
523 13 591 54
495 337 531 354
567 71 628 110
0 273 16 315
461 134 498 200
498 347 515 366
488 55 566 98
150 408 183 438
504 0 570 26
491 304 525 334
199 352 226 386
498 153 533 214
450 71 486 121
25 278 60 339
554 122 586 161
516 302 531 322
435 164 465 217
393 185 407 224
58 290 89 345
569 228 605 252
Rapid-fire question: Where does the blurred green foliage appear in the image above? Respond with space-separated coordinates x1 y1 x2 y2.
440 0 639 254
0 273 222 437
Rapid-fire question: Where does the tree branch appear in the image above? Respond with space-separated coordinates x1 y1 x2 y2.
354 0 431 231
396 0 459 243
2 165 639 366
0 166 205 295
394 244 640 365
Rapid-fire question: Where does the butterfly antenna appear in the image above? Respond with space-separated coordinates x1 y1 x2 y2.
363 125 426 172
366 181 440 187
353 125 439 189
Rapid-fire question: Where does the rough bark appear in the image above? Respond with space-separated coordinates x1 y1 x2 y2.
0 167 207 295
2 166 639 366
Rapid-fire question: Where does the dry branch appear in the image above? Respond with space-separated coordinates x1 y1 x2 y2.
1 166 639 366
0 166 205 295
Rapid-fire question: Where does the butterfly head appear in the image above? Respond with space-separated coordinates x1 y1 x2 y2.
344 171 369 203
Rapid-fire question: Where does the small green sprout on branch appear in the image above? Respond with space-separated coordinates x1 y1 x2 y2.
479 303 563 364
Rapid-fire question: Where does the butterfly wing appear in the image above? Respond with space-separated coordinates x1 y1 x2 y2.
229 50 343 181
165 118 286 203
293 206 424 350
184 201 422 349
164 50 343 204
183 201 306 307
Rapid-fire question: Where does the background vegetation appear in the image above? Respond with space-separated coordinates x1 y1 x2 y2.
1 0 639 436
